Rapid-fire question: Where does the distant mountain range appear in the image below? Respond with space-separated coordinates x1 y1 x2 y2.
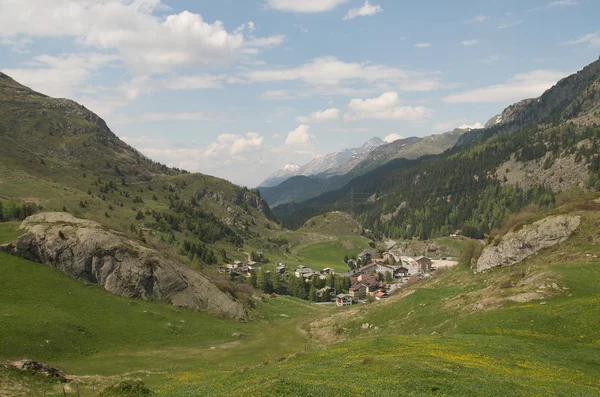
258 129 471 207
259 137 385 188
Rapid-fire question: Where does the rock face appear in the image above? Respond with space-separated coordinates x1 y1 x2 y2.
1 213 247 320
476 215 581 273
9 360 67 382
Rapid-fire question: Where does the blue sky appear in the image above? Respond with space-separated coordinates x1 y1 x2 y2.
1 0 599 186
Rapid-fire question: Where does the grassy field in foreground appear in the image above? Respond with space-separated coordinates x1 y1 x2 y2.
0 221 325 396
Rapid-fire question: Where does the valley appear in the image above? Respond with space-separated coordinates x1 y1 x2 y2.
1 22 600 397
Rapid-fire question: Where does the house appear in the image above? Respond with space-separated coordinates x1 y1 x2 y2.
336 294 353 307
295 265 314 278
275 262 287 274
349 284 367 300
346 259 358 269
317 286 334 299
357 273 379 284
358 263 378 274
400 256 421 276
358 250 372 264
415 256 433 272
393 266 410 279
247 263 261 272
375 263 395 278
374 291 387 300
321 267 335 275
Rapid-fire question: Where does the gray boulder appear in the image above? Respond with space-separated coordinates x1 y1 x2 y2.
1 213 247 320
476 215 580 273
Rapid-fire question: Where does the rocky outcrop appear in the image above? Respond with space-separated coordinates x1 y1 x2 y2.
9 360 67 382
476 215 581 273
0 213 247 320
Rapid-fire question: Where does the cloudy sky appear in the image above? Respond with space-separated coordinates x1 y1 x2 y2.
1 0 599 186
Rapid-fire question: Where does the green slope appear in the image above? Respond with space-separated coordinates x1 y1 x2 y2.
0 72 281 266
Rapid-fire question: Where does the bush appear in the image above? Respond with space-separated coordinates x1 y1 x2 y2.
459 240 483 269
99 380 153 396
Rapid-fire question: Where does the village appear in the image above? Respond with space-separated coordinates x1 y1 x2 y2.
220 248 458 307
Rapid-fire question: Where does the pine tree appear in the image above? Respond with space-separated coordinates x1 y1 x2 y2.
309 285 317 302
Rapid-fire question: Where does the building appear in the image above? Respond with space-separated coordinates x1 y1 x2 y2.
317 286 334 300
415 256 433 273
358 263 378 274
400 256 421 276
358 250 372 264
336 294 353 307
321 267 335 275
275 262 287 274
295 265 315 279
349 284 367 300
374 291 387 300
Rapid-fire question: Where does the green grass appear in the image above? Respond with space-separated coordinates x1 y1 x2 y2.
296 236 370 272
0 233 325 395
0 221 21 243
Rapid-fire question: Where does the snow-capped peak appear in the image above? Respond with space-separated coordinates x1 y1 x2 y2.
283 164 300 172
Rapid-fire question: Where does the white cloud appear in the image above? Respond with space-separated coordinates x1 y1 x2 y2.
285 125 315 146
164 74 227 90
2 52 119 98
267 0 349 13
343 1 383 20
260 90 301 100
460 39 480 47
415 42 432 48
245 35 286 49
344 92 432 121
497 20 522 30
122 132 317 186
458 122 484 130
562 33 600 47
468 15 488 23
243 56 442 93
383 133 404 143
549 0 577 7
296 108 340 123
140 112 228 122
443 70 568 104
0 1 281 75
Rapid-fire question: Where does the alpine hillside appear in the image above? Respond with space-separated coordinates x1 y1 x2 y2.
274 57 600 239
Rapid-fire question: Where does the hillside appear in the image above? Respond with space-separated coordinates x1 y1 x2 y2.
4 195 598 396
275 58 600 237
161 195 600 396
0 72 281 267
260 131 464 207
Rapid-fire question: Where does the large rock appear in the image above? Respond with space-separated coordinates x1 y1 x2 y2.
0 213 247 320
476 215 581 273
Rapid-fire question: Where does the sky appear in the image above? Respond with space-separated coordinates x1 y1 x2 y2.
1 0 599 187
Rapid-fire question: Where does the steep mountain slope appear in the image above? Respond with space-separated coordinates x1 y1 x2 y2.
275 58 600 237
259 137 385 188
0 72 280 268
349 128 468 177
260 131 464 207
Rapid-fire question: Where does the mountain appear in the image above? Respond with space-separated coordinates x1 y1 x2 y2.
0 72 281 272
259 130 465 207
258 137 385 187
349 128 469 177
275 58 600 237
302 137 385 176
259 164 302 188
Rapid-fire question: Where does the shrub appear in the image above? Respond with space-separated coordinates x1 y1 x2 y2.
99 380 153 396
459 240 483 269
